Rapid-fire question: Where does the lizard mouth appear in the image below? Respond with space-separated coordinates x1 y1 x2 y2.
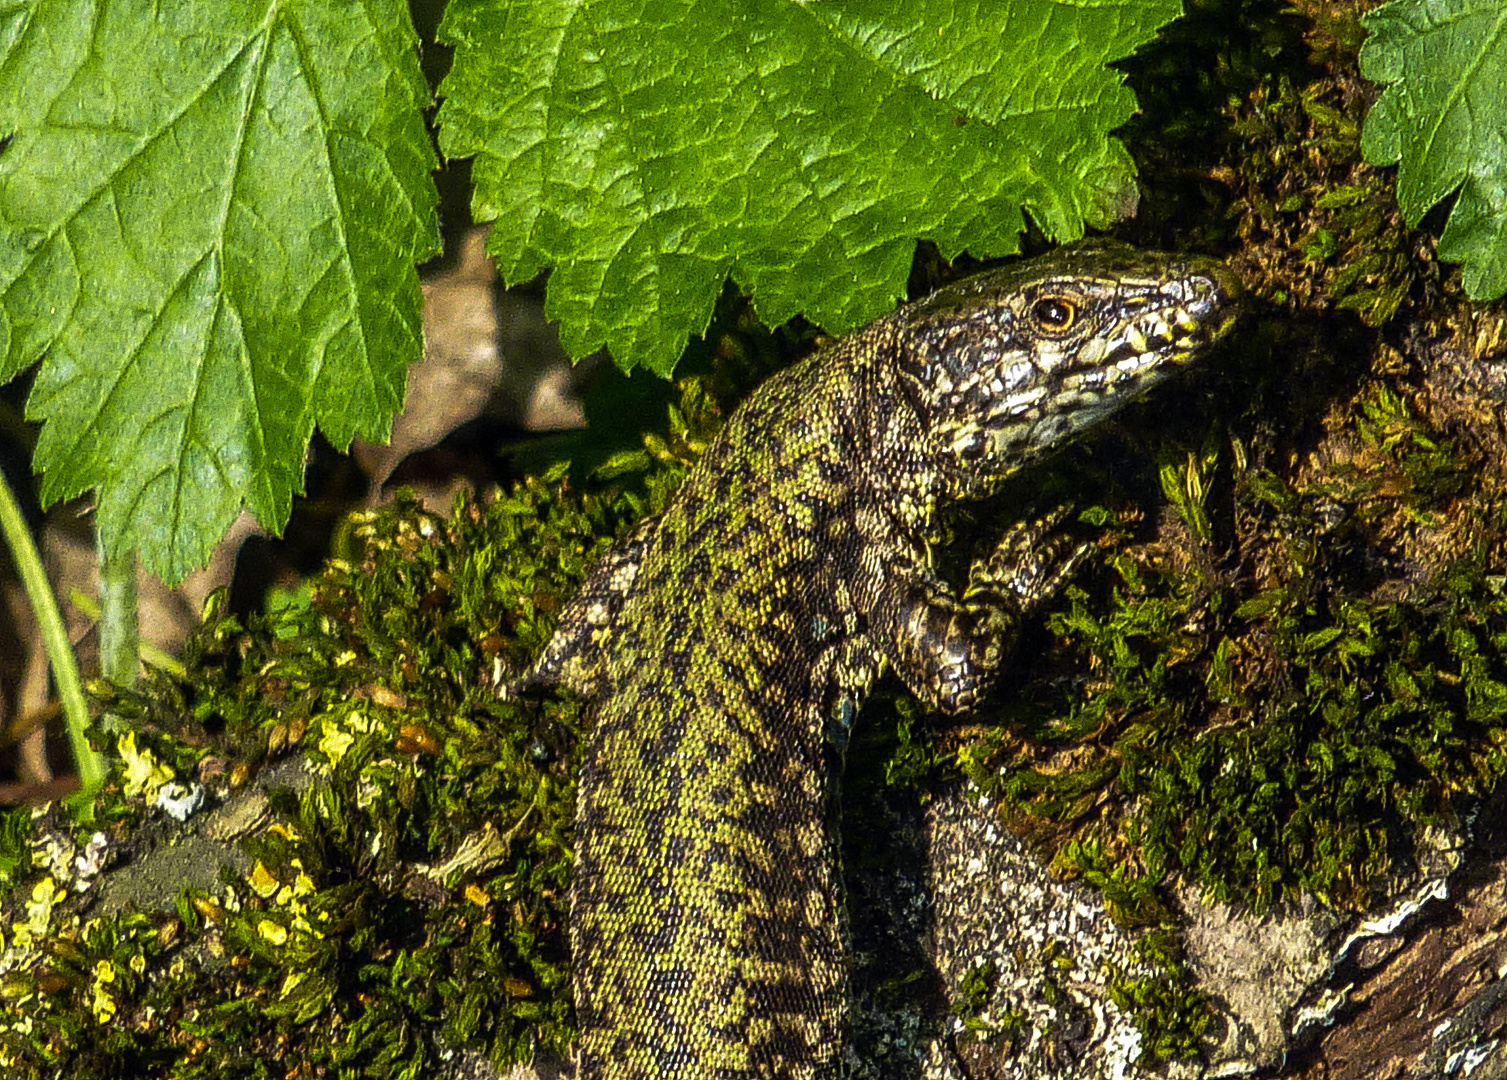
1063 303 1217 387
1053 269 1239 393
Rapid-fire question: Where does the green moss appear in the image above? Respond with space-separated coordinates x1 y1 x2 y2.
881 700 945 793
0 806 28 892
960 365 1507 912
1049 838 1170 929
968 508 1507 910
0 382 738 1078
1228 69 1427 328
1108 931 1210 1064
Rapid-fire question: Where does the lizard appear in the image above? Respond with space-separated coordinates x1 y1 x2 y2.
518 242 1239 1079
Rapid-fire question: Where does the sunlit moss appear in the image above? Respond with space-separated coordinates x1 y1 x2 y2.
0 380 736 1077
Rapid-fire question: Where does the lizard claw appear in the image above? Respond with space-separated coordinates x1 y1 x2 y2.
970 505 1087 613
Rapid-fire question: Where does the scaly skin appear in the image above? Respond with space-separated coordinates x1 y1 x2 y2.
524 243 1239 1078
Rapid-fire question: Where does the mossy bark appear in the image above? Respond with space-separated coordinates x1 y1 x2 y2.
7 1 1507 1077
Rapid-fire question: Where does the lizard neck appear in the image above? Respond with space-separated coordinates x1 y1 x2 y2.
844 321 950 517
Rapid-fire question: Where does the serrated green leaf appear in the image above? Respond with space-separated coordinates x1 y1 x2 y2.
0 0 440 584
1359 0 1507 301
437 0 1182 375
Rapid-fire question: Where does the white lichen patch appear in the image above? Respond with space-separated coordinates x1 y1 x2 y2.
920 790 1186 1080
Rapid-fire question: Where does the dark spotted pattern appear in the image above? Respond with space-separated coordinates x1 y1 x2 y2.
523 244 1239 1079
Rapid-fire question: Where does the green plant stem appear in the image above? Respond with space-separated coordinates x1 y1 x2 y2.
68 589 185 676
0 468 106 802
97 548 140 689
94 548 140 744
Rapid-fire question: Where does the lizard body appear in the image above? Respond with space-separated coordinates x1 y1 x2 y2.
524 244 1238 1078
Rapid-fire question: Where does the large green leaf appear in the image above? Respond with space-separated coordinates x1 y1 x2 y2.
437 0 1183 376
0 0 439 583
1360 0 1507 301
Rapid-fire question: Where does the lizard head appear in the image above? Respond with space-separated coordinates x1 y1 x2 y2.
896 242 1241 494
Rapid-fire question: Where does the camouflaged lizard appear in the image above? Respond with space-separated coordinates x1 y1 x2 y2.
522 243 1238 1079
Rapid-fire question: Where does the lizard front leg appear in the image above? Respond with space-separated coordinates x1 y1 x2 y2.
870 510 1084 714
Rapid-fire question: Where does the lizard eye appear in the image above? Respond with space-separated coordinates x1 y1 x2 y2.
1031 297 1078 332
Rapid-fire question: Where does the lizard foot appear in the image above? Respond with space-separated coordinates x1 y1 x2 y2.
968 506 1089 616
